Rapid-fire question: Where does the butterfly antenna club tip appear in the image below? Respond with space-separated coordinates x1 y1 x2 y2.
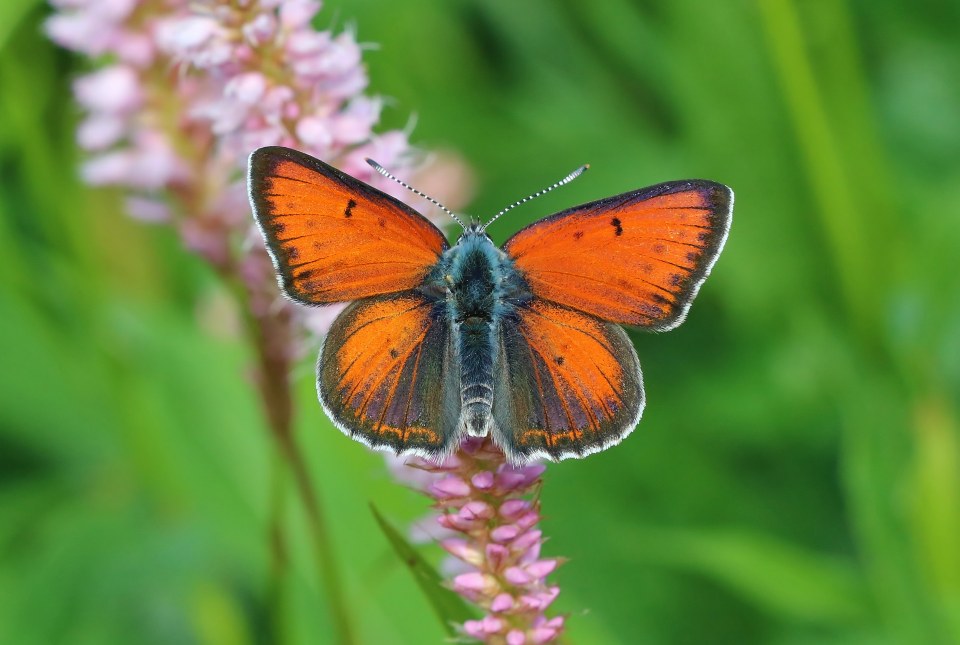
482 163 590 231
366 158 466 230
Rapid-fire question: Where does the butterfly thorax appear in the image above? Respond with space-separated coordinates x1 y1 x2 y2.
419 229 530 436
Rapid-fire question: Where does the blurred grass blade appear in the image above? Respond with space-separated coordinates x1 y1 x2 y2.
370 504 475 636
0 0 40 52
620 526 868 624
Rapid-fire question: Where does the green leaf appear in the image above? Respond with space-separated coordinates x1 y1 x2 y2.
369 504 476 636
616 525 868 625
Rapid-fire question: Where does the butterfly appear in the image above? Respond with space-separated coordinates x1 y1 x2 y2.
248 146 732 463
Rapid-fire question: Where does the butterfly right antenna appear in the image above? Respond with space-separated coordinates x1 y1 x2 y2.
481 164 589 232
366 158 466 231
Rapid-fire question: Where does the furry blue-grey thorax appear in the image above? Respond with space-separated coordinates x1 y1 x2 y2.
418 225 531 436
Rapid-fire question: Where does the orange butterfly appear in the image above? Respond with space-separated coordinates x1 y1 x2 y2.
248 147 732 463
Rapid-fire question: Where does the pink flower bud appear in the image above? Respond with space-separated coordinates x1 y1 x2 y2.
226 72 267 104
459 500 494 521
481 615 505 633
440 538 483 566
471 471 495 490
280 0 322 30
491 593 514 612
530 626 560 643
515 510 540 531
506 630 526 645
499 499 530 519
510 529 542 552
73 66 142 113
429 476 471 499
484 544 510 571
525 559 558 579
490 524 520 543
453 572 496 595
295 116 332 148
462 620 486 639
504 566 533 586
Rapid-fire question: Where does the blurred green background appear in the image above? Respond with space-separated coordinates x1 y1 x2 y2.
2 0 960 643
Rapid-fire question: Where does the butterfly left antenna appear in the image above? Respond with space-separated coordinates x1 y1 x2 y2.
481 164 589 231
366 159 466 230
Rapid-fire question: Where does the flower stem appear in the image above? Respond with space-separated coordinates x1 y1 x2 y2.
250 304 357 645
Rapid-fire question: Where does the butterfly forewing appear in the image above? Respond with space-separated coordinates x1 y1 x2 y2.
503 180 732 330
492 300 644 462
249 146 449 304
318 292 463 456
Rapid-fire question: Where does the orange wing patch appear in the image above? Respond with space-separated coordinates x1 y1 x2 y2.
249 147 448 304
492 300 644 461
318 293 461 455
503 181 732 330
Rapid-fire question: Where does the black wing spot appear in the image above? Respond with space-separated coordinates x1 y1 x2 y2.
378 217 386 228
555 356 565 366
611 217 623 236
344 199 357 218
573 230 584 240
389 348 399 359
653 242 666 254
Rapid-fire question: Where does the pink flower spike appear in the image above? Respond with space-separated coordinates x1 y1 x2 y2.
490 524 521 543
429 476 471 499
506 629 526 645
491 593 514 612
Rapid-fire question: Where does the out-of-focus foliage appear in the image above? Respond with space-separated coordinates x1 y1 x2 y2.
2 0 959 643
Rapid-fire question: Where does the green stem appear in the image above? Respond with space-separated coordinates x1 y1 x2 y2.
267 447 290 644
250 303 357 645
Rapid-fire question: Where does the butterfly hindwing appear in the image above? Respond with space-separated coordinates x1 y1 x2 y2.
249 147 449 304
492 300 644 462
503 180 732 330
318 292 463 457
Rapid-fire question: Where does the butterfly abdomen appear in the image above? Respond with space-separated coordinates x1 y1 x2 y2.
458 318 495 436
